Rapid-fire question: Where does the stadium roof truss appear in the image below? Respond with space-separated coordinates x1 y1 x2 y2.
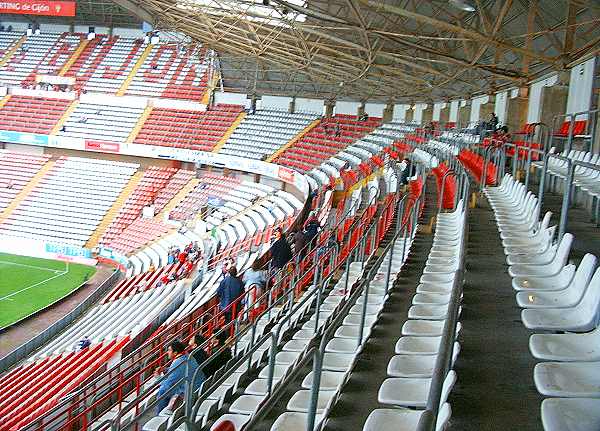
115 0 599 101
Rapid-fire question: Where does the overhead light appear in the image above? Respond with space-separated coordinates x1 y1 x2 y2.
449 0 476 12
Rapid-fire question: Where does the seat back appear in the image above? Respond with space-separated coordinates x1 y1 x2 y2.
568 254 597 299
578 267 600 325
440 370 457 406
436 403 452 431
550 233 574 270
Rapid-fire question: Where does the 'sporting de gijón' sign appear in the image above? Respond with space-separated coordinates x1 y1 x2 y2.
0 1 76 16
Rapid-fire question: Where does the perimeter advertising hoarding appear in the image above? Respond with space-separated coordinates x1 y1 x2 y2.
0 1 76 16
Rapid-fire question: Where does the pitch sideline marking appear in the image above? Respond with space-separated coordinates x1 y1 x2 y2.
0 267 69 301
0 259 63 273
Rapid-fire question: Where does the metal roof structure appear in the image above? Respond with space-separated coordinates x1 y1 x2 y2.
7 0 600 101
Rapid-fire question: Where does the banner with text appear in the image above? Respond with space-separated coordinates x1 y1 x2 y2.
0 1 76 16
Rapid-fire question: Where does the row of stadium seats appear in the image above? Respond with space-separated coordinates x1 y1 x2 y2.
0 157 139 246
484 174 600 430
219 110 319 160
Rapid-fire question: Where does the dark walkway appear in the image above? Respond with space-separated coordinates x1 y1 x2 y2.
447 200 544 430
0 264 116 357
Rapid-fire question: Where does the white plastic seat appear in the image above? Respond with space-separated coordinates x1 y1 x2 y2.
522 267 600 331
322 353 355 371
508 234 573 278
512 264 576 292
386 355 437 378
228 394 266 415
516 254 596 308
270 412 324 431
395 336 441 355
287 389 335 413
378 370 456 408
534 362 600 397
362 403 451 431
402 320 462 337
541 398 600 431
529 326 600 361
325 337 361 354
301 371 346 390
412 293 451 305
408 304 449 320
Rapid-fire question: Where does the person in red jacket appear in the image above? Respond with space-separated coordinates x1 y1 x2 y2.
178 251 188 264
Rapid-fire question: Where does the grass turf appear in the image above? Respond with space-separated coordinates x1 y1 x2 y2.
0 253 96 328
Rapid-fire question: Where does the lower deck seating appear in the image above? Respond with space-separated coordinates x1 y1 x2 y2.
99 167 178 245
152 169 196 212
0 96 71 134
274 115 381 172
0 338 130 431
0 157 139 247
133 104 243 151
0 150 50 212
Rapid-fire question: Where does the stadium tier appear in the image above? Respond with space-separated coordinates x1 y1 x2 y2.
132 104 243 151
219 110 320 160
0 157 139 246
57 101 145 142
274 114 382 172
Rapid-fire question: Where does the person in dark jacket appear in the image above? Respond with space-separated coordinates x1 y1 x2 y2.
202 331 233 377
293 230 308 260
269 228 293 270
217 266 244 322
189 333 208 369
304 214 320 243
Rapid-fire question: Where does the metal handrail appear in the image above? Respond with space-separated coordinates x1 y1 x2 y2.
110 176 399 430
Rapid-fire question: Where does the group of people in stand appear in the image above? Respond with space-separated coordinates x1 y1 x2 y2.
154 330 233 414
154 213 323 417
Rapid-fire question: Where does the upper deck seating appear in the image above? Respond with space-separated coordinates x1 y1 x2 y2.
57 101 145 142
0 157 138 247
274 114 381 172
0 150 50 212
219 110 319 160
133 104 243 151
0 31 21 60
64 35 145 93
0 95 71 134
126 43 208 100
99 167 178 245
0 33 63 85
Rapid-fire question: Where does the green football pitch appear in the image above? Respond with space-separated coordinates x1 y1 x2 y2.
0 253 96 329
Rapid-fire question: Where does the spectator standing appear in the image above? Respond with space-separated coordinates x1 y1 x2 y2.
156 340 204 414
269 228 293 270
304 213 320 243
76 336 91 351
243 260 267 311
294 229 308 260
217 266 244 322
